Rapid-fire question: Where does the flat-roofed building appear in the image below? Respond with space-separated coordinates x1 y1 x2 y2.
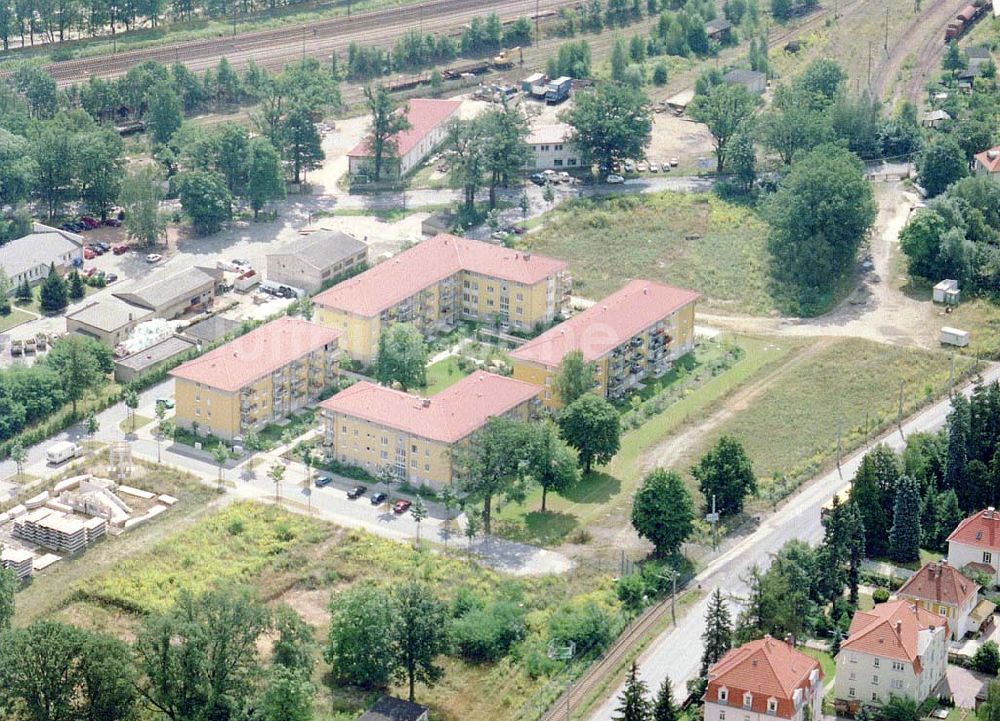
113 266 222 319
266 230 368 294
114 335 197 383
347 99 461 179
170 317 341 441
510 279 699 407
314 234 570 364
320 371 541 489
526 123 580 170
66 299 153 346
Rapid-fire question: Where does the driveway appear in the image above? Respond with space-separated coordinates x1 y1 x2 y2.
946 666 990 709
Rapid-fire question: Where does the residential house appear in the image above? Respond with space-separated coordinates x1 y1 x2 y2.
834 601 948 713
357 696 429 721
723 69 767 95
0 223 83 291
948 507 1000 586
347 98 461 179
170 317 341 441
706 18 733 41
112 266 222 319
974 147 1000 179
320 371 541 490
313 233 570 363
920 109 951 128
266 230 368 294
704 636 823 721
510 279 699 408
526 123 580 170
896 561 979 640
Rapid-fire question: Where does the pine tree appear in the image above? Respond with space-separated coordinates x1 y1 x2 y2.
945 394 972 509
933 488 963 550
700 589 733 676
969 382 999 463
849 451 890 557
844 500 866 606
614 662 651 721
889 475 922 563
15 278 31 302
38 262 68 313
68 270 85 300
830 627 843 656
651 676 678 721
734 565 766 644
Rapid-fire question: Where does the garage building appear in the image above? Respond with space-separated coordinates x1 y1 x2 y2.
266 231 368 294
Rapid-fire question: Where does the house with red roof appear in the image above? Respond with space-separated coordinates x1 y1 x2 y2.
896 561 980 640
948 507 1000 586
510 279 699 407
170 317 341 441
834 601 948 713
313 233 570 363
704 636 822 721
320 370 541 489
347 98 461 179
974 146 1000 179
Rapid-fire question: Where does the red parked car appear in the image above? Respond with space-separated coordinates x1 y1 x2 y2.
82 267 98 278
393 499 412 514
83 247 97 260
79 216 100 229
112 244 129 255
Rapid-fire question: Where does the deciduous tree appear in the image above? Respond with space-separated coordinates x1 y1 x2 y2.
692 436 756 517
558 394 621 473
554 350 596 406
325 585 397 688
374 322 427 391
392 581 449 702
631 468 694 557
246 137 285 220
526 420 579 511
177 169 232 235
688 83 759 173
363 86 411 182
121 165 167 248
918 135 968 198
564 83 652 172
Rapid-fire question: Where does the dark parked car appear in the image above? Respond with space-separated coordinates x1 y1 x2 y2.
370 492 387 505
314 476 333 488
103 218 122 227
94 241 110 252
346 485 367 498
105 273 119 283
393 499 412 514
529 172 546 186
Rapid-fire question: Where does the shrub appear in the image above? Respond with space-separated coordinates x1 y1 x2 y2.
872 587 890 604
616 573 646 614
547 601 614 653
452 601 526 662
973 640 1000 675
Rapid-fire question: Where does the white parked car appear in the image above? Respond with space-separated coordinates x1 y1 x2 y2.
606 174 625 184
145 253 163 263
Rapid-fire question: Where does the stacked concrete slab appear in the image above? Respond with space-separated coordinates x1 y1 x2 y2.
13 507 106 555
0 547 33 580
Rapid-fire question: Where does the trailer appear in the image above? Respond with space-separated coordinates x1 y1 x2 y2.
545 76 572 104
941 326 970 347
522 72 547 97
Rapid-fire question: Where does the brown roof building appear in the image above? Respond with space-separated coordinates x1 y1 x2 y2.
704 636 822 721
897 561 979 640
948 507 1000 587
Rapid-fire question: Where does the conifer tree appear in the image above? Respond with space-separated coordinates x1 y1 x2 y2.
39 262 67 313
15 278 31 302
652 676 678 721
945 394 971 509
614 662 651 721
700 589 733 676
889 475 922 563
68 270 85 300
933 489 964 550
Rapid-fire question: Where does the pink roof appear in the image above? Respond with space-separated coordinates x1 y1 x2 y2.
510 279 699 367
320 370 540 443
975 146 1000 173
170 317 340 392
949 508 1000 550
346 98 461 159
841 601 947 672
313 234 568 317
897 561 978 608
706 637 820 719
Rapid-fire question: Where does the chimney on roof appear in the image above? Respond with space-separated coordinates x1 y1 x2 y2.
895 620 902 635
643 287 648 294
421 398 431 408
785 633 795 647
524 253 531 261
989 150 999 160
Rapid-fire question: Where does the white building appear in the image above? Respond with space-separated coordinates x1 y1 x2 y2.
948 507 1000 586
974 146 1000 179
347 99 461 179
704 636 823 721
0 223 83 291
526 123 580 170
266 230 368 294
834 601 948 714
896 561 979 641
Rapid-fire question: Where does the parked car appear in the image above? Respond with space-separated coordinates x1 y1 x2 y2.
145 253 163 263
83 247 97 260
624 160 635 172
636 162 648 172
231 258 251 268
80 216 100 229
370 492 387 505
314 476 334 488
94 241 110 253
105 273 118 283
155 397 175 409
393 499 412 514
346 485 367 498
529 172 546 186
103 218 122 227
83 267 98 278
649 163 659 173
10 339 22 356
661 163 671 172
669 157 679 167
606 174 625 184
112 244 129 255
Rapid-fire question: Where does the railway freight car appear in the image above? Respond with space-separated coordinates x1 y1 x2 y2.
946 0 992 41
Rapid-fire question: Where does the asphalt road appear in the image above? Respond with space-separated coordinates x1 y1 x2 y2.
586 362 1000 721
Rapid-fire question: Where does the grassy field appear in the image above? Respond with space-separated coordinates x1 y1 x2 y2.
421 355 471 395
46 499 625 721
0 306 33 333
939 298 1000 359
494 335 797 545
668 337 974 503
799 647 836 689
119 414 153 433
519 192 774 314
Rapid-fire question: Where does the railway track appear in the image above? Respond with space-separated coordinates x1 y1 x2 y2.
537 595 679 721
893 0 970 103
42 0 579 87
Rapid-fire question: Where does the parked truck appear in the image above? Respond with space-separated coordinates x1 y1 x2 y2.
545 76 572 104
46 441 82 465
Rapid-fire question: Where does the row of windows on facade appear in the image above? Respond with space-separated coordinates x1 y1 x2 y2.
847 657 906 671
338 425 436 456
337 454 432 474
845 672 906 686
846 681 904 700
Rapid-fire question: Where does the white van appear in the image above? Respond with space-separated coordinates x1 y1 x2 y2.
46 441 82 465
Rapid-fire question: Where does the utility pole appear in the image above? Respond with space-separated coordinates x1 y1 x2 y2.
898 379 905 439
867 41 872 86
836 417 843 479
949 354 956 394
671 570 678 626
535 0 540 46
884 6 889 50
706 495 719 551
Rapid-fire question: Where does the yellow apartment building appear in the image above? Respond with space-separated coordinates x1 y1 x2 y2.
319 371 542 489
170 317 342 441
313 233 571 364
510 279 699 408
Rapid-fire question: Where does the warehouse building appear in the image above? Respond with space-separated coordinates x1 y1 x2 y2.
266 231 368 294
113 266 222 319
0 223 83 292
66 299 153 346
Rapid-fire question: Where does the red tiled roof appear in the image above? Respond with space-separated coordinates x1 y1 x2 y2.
897 562 978 608
510 279 699 367
705 637 820 719
319 370 541 443
948 508 1000 551
975 146 1000 173
346 98 461 159
841 601 947 672
313 234 567 317
169 317 340 392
